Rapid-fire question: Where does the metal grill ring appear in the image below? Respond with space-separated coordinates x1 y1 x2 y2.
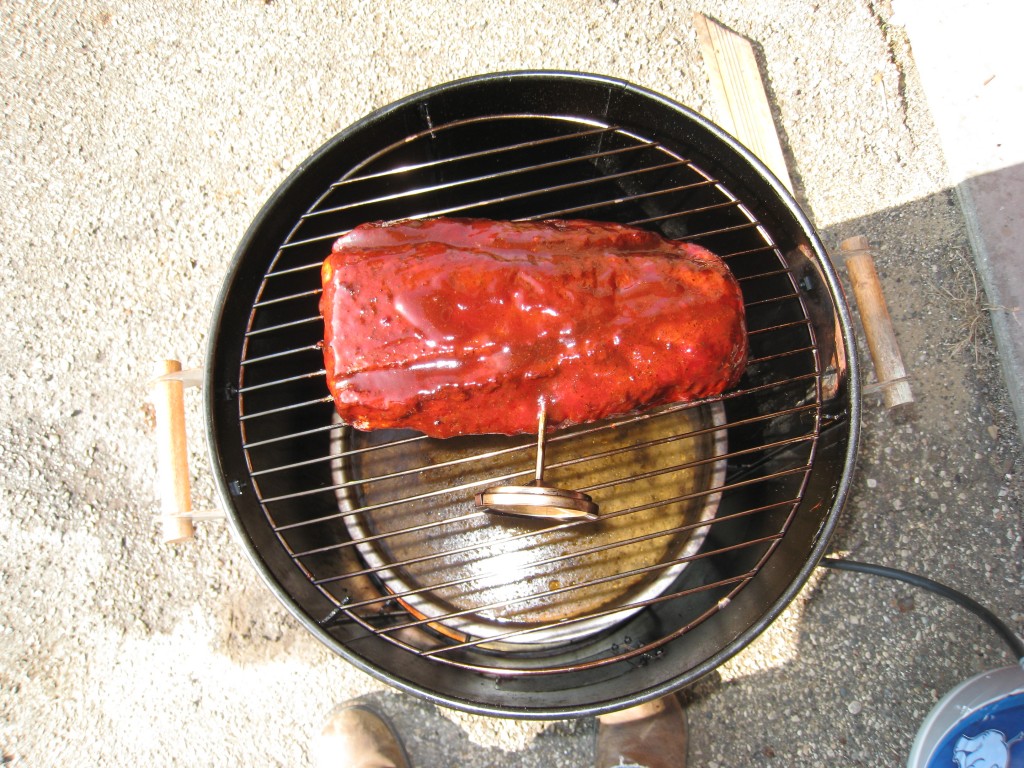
207 72 858 718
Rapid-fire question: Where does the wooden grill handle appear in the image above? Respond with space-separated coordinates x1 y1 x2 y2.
839 237 914 409
152 359 196 542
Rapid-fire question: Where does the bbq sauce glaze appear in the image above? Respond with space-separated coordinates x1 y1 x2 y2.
321 218 747 438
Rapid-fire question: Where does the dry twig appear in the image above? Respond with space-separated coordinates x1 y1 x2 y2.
935 251 1019 362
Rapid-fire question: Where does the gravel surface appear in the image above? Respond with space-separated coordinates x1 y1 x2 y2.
2 1 1021 766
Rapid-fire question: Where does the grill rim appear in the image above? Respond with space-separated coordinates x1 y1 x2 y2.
204 70 861 719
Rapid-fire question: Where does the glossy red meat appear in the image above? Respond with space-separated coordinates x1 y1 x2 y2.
320 218 747 438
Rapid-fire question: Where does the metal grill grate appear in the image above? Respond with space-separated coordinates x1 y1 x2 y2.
235 114 821 677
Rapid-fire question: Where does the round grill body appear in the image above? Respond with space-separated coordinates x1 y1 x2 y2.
206 72 860 718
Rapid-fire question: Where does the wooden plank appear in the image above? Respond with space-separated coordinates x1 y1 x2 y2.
694 13 794 192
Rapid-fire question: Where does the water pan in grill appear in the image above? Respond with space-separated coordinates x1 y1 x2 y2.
331 402 727 647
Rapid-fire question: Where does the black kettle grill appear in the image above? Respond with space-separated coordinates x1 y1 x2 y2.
204 71 859 718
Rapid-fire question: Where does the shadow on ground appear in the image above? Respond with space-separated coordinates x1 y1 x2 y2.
334 690 597 768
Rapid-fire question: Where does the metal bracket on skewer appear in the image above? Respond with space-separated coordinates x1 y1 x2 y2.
151 366 205 388
475 400 600 522
150 359 224 543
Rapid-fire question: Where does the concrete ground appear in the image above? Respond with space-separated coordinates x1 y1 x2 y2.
1 1 1021 766
896 0 1024 442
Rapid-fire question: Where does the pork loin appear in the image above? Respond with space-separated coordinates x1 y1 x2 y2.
320 218 747 438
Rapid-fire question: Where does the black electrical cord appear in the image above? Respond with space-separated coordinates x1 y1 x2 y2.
820 556 1024 663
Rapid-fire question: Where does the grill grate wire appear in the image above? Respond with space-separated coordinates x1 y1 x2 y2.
235 114 822 676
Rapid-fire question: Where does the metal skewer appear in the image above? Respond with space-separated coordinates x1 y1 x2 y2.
474 400 600 521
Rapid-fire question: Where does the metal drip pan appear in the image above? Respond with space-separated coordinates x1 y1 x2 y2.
331 402 727 648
